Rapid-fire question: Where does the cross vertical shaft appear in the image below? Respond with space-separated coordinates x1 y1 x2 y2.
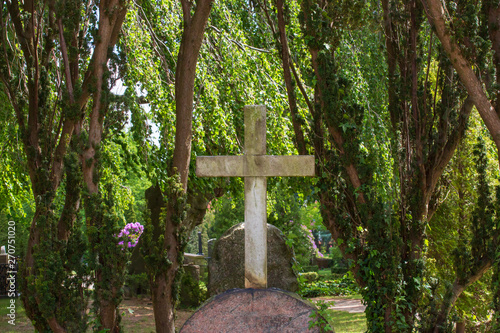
195 105 315 290
244 106 267 289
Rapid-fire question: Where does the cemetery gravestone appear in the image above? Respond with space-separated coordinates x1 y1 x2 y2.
207 238 216 260
0 246 7 264
208 222 298 296
181 106 332 332
196 105 314 288
180 288 333 332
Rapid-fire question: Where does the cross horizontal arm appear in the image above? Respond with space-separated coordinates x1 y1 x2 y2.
196 156 244 177
196 155 315 177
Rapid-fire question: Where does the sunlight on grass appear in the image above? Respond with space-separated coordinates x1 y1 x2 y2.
326 310 367 333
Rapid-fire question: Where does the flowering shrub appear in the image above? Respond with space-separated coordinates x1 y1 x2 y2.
117 222 144 249
301 224 323 258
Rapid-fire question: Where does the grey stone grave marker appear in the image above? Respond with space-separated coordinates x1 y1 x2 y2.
182 105 333 333
196 105 315 288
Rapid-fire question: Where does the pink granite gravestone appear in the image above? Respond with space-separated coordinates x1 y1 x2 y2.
180 288 333 332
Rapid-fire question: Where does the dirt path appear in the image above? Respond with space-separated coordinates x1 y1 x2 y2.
120 298 193 331
310 297 366 314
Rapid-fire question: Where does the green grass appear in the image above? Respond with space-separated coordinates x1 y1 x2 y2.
325 310 367 333
0 297 33 332
316 268 348 281
0 296 367 332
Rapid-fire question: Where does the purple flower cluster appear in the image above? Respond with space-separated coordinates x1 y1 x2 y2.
117 222 144 249
301 224 324 258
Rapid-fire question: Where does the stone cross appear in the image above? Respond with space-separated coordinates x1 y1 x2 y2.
196 105 315 289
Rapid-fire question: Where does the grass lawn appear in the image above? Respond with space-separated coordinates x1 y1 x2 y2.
1 296 366 332
0 297 193 332
0 298 33 332
326 310 367 333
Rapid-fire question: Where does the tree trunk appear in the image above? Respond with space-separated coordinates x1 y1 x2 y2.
174 0 214 190
79 2 128 330
148 2 213 332
423 0 500 154
144 185 182 333
455 321 465 333
276 0 307 155
151 274 176 333
433 259 492 332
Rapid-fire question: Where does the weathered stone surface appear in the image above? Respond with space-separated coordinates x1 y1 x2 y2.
245 176 267 288
196 105 315 288
207 238 216 259
184 253 206 267
196 155 315 177
208 223 298 296
180 288 334 333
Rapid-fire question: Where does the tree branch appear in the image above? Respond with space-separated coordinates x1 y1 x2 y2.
433 257 492 333
58 18 75 103
426 97 473 204
422 0 500 158
173 0 213 190
276 0 307 155
289 60 313 114
180 0 191 26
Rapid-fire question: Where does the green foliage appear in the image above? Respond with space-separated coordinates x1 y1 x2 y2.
0 91 33 217
299 0 367 50
268 180 318 268
301 271 320 283
23 205 91 332
85 189 128 332
299 275 359 298
423 114 498 330
0 91 33 258
101 131 151 227
309 300 334 332
205 195 244 240
179 268 207 309
493 252 500 331
0 209 31 259
125 273 150 296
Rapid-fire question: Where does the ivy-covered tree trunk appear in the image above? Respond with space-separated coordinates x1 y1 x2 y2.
423 0 500 154
1 0 128 331
422 0 500 329
269 0 474 331
79 0 128 330
141 1 213 332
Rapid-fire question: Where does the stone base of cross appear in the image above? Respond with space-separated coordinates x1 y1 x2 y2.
196 105 315 288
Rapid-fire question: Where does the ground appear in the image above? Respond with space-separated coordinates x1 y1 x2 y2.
0 296 366 332
0 298 195 333
311 295 366 313
119 298 194 332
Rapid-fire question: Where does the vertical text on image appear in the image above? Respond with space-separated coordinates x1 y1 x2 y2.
6 220 16 325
